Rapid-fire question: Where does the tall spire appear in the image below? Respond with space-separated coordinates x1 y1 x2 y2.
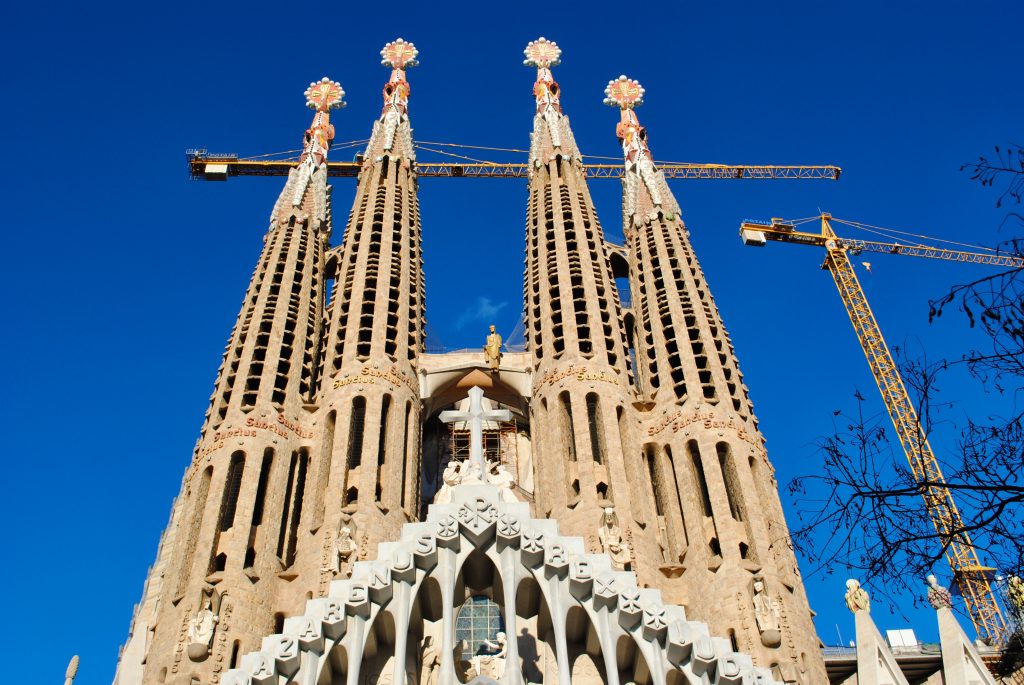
116 78 345 685
605 75 678 221
605 75 827 683
519 38 657 576
286 77 344 209
319 39 426 565
365 38 418 161
524 37 581 165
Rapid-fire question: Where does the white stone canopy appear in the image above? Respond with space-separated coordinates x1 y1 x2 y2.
222 482 783 685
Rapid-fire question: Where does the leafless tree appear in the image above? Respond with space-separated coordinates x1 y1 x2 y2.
787 147 1024 641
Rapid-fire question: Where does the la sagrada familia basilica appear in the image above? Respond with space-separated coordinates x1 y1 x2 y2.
110 38 1001 685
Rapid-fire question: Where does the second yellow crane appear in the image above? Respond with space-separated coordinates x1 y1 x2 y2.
739 213 1024 645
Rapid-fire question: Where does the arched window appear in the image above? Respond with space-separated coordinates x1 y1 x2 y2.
455 595 504 657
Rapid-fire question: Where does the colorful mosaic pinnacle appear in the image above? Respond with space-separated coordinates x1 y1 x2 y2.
523 37 561 68
604 75 645 109
381 38 419 70
304 77 345 112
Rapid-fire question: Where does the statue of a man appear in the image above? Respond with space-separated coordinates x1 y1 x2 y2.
329 526 358 576
926 574 953 609
844 579 871 614
483 325 503 372
187 597 219 660
751 576 782 647
473 631 508 679
420 635 440 685
433 459 464 505
487 461 518 502
598 507 631 570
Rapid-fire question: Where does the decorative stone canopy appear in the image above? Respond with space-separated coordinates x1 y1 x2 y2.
221 481 782 685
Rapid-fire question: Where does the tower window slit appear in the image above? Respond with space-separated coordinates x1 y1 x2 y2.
688 441 713 517
585 393 604 464
375 395 391 502
560 392 576 463
245 448 273 568
347 397 366 469
276 453 297 559
176 466 212 595
217 452 246 532
284 449 308 566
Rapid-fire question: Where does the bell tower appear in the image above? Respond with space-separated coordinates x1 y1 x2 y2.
520 39 659 572
319 39 425 560
114 77 346 685
604 75 827 684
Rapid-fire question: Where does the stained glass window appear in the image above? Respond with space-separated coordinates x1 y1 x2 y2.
455 595 504 656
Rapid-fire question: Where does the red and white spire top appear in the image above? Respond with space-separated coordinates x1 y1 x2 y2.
381 38 418 81
299 77 345 168
606 75 670 215
305 77 346 112
524 37 562 110
379 38 417 113
605 75 652 160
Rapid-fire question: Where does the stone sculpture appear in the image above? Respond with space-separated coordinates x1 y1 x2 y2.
419 635 440 685
751 576 783 647
472 631 508 679
187 593 220 660
329 526 358 577
844 579 871 614
486 461 518 503
433 459 463 505
925 574 953 609
1008 576 1024 615
598 506 632 570
483 324 503 372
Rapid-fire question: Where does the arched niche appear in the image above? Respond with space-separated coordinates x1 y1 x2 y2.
616 633 653 685
568 606 606 682
514 575 551 684
322 643 349 684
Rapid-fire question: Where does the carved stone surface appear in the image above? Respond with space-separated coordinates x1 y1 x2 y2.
219 481 782 685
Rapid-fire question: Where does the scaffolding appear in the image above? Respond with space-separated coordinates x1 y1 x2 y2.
448 418 519 467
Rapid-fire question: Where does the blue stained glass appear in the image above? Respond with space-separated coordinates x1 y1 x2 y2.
455 595 505 656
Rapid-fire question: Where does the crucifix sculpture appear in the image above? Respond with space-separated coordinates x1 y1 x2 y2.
439 386 512 474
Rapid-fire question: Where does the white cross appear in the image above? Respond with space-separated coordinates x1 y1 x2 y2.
439 386 512 472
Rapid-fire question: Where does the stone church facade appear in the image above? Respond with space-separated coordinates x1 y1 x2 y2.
113 39 825 685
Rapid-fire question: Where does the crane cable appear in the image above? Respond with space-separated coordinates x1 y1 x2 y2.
831 217 1003 255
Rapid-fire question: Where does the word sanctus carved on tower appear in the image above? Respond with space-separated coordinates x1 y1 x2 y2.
115 39 828 685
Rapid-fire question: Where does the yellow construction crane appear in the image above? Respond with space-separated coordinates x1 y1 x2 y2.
185 149 841 182
739 213 1024 644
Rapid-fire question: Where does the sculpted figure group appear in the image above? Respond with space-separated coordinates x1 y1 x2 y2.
434 457 518 505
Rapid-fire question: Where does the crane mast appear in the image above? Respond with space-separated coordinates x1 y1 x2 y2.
741 213 1023 644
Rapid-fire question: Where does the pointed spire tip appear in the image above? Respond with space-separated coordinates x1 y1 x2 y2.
524 37 561 68
381 39 419 69
604 75 644 109
304 78 345 111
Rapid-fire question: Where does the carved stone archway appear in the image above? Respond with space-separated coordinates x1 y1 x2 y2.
222 482 782 685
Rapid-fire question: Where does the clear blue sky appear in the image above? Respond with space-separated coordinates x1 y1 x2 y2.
2 1 1020 682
